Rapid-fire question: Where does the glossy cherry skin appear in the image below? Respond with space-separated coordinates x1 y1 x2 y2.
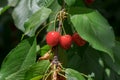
46 31 60 47
60 35 72 50
72 33 86 46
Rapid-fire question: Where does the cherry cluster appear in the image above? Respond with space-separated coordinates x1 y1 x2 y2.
46 31 86 50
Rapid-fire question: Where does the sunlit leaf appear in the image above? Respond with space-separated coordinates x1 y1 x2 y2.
8 0 20 6
36 0 54 7
24 7 51 36
12 0 53 36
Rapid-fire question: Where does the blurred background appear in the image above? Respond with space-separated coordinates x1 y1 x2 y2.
0 0 120 65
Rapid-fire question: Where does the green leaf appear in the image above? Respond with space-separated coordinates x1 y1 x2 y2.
0 37 36 79
71 10 115 60
24 7 51 36
0 6 10 15
12 0 53 36
105 68 111 77
65 42 88 68
65 68 85 80
12 0 33 32
64 0 75 6
40 45 50 56
102 41 120 75
25 60 50 79
5 60 49 80
58 46 68 67
67 53 82 70
73 0 85 7
30 75 43 80
36 0 54 7
105 70 120 80
88 77 93 80
81 47 104 80
68 7 93 15
5 69 28 80
59 0 85 7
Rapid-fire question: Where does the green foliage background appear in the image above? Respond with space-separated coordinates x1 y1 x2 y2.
0 0 120 80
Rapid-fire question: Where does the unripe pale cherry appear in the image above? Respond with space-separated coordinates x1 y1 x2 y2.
46 31 60 47
59 35 72 50
72 33 86 46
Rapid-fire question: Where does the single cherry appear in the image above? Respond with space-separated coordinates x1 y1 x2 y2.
72 33 86 46
46 31 60 47
59 35 72 50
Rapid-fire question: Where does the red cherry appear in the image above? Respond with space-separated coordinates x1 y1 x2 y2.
60 35 72 50
72 33 86 46
46 31 60 47
85 0 94 5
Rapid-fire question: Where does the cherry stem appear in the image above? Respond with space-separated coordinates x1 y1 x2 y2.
52 47 59 67
62 0 65 9
21 34 25 41
58 72 67 79
36 20 55 37
80 73 90 78
58 20 62 33
51 5 67 78
52 16 63 69
44 71 53 80
54 12 59 31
